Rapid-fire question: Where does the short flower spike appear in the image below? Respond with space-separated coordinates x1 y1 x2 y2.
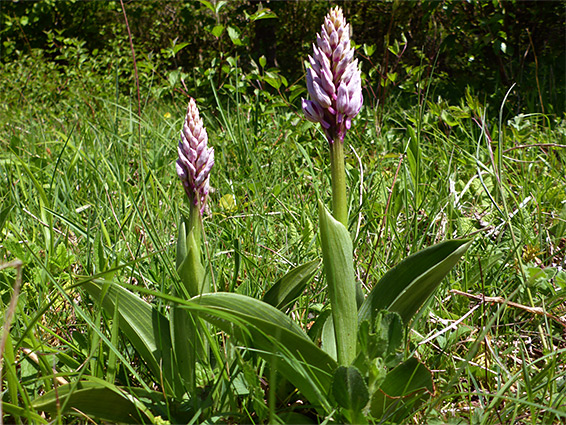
176 99 215 214
302 7 363 144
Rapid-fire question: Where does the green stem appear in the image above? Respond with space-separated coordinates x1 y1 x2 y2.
330 141 348 227
189 200 203 247
189 200 209 295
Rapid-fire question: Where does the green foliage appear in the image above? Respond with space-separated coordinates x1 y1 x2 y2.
81 280 183 397
2 1 563 113
1 3 566 423
359 239 472 325
332 366 370 424
262 259 320 311
318 202 358 366
31 379 156 424
369 358 434 422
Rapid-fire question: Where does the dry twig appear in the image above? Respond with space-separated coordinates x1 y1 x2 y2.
450 289 566 329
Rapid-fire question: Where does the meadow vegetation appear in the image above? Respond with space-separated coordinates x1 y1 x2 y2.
1 1 565 423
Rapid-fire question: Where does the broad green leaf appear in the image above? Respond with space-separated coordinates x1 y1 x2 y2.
264 71 281 89
227 26 242 46
174 215 209 381
246 8 277 22
307 307 332 343
172 41 189 55
81 280 183 397
176 214 207 298
319 202 357 366
32 379 154 423
198 0 215 12
193 292 337 411
332 366 369 412
369 358 433 421
379 358 434 397
210 24 225 38
321 314 337 360
170 306 198 390
359 239 472 325
263 259 320 311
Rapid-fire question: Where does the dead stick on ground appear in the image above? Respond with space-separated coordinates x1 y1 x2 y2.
450 289 566 329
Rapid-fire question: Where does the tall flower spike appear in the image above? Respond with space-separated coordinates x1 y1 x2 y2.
302 7 363 144
176 99 215 214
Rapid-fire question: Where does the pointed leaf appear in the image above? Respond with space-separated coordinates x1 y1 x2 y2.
170 306 198 389
81 280 182 396
227 26 242 45
359 239 472 325
32 380 153 423
319 202 358 366
369 358 433 421
246 8 277 22
198 0 215 12
193 292 337 410
379 358 434 397
263 259 321 310
321 314 337 360
177 225 206 298
210 24 225 38
176 219 188 270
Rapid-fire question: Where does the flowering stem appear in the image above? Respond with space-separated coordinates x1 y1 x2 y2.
330 141 348 227
189 201 203 247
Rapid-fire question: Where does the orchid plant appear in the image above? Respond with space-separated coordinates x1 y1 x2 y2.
173 98 214 392
39 6 473 424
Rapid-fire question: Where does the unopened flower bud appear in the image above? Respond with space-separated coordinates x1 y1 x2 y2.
176 99 214 214
302 7 363 143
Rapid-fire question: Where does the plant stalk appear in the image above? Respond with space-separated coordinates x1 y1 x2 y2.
330 140 348 227
189 200 203 247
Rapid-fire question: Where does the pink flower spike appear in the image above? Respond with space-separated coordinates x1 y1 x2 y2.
176 99 215 213
303 7 363 144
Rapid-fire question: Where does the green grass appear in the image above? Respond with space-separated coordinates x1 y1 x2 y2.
1 52 566 424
